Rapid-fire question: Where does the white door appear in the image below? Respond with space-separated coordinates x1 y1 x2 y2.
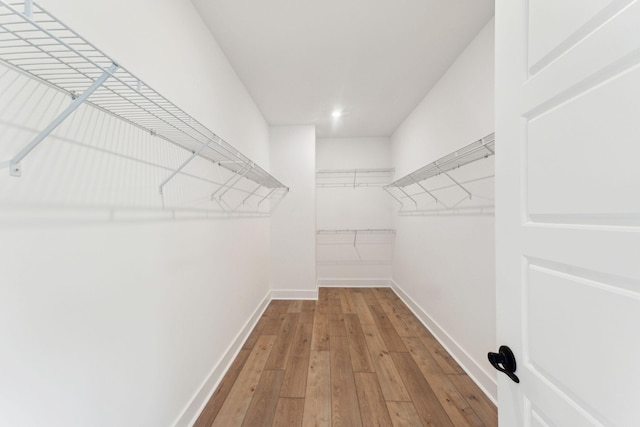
495 0 640 426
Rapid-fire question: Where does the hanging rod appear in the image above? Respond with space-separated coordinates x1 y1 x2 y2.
0 0 287 193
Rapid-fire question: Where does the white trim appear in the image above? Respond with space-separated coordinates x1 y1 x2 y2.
316 278 392 287
270 289 318 300
172 291 272 427
390 280 498 404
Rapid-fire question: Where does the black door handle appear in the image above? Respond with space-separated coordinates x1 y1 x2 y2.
488 345 520 383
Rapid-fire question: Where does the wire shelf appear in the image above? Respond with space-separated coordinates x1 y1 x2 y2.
316 168 394 188
384 133 494 212
0 0 287 191
387 133 494 188
316 228 396 244
316 228 396 264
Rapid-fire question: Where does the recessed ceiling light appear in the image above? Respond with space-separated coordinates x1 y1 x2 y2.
331 110 343 118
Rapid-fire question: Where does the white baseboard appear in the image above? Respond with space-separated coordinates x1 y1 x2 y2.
317 278 392 287
270 289 318 300
172 291 272 427
390 280 497 404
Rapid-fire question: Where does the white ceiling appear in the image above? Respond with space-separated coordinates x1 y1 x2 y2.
191 0 494 138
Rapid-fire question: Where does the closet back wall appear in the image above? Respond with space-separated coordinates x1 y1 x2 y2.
0 1 272 426
316 137 393 284
391 19 496 399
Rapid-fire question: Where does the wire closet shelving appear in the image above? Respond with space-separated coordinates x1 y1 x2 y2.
385 133 495 215
316 228 396 264
0 0 288 215
316 168 394 188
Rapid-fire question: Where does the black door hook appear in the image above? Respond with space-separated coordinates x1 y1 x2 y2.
488 345 520 383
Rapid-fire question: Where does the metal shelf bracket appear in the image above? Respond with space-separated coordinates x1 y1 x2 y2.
257 188 277 208
410 175 446 207
233 183 263 212
159 138 213 195
8 62 118 177
210 162 254 204
383 186 404 208
398 186 418 207
436 165 472 199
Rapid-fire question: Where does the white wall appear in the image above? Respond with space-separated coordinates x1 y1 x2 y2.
316 137 394 283
390 18 497 399
269 126 317 298
0 1 275 426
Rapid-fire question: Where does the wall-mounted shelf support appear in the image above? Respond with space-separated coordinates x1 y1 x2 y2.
383 187 403 207
257 188 277 208
159 138 213 195
233 183 263 212
397 186 418 207
8 62 118 177
410 175 443 207
436 166 471 199
212 162 254 204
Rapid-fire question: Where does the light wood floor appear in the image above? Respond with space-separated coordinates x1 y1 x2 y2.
194 287 497 427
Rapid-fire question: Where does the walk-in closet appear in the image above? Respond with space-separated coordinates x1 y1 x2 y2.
2 0 638 426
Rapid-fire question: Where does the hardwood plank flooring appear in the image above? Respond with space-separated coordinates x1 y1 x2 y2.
241 370 284 427
280 322 312 398
361 323 411 402
351 292 376 325
391 352 454 427
403 337 484 427
311 311 330 351
330 335 363 426
302 351 331 427
354 372 393 426
387 401 424 427
211 335 277 427
195 289 497 427
193 349 251 427
449 374 499 427
343 314 374 373
265 313 300 370
273 398 305 426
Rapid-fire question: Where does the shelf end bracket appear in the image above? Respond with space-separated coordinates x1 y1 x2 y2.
397 186 418 208
9 63 118 177
233 182 263 212
410 175 447 207
436 166 472 199
383 186 404 208
159 139 212 194
257 188 277 208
